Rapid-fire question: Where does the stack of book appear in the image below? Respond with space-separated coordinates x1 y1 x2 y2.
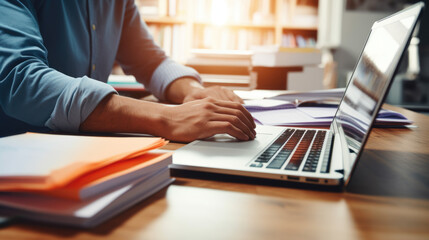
185 49 253 89
251 45 322 67
0 133 173 228
186 49 252 67
107 74 145 91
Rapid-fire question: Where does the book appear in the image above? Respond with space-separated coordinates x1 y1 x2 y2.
107 74 145 91
0 167 173 228
0 133 167 191
244 88 345 111
201 74 252 90
251 46 321 67
267 88 345 101
186 49 252 67
28 152 172 200
244 98 339 111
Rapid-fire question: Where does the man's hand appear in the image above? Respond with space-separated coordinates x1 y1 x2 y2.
81 76 256 142
165 77 243 104
80 94 256 143
183 85 244 104
159 98 256 143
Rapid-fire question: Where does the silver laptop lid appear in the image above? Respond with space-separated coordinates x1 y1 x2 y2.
330 2 424 186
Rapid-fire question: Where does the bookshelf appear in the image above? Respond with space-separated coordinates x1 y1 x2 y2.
135 0 190 64
136 0 319 60
121 0 320 90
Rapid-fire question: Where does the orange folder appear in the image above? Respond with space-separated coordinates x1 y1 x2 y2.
0 133 168 191
34 152 172 200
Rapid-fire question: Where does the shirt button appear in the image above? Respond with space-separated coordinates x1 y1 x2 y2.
92 64 96 71
92 24 96 31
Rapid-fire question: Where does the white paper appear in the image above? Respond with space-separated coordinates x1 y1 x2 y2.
297 107 337 118
251 108 331 126
244 99 294 111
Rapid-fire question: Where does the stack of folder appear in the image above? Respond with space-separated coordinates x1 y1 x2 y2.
0 133 173 228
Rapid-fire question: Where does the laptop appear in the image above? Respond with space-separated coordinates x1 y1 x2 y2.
172 3 425 186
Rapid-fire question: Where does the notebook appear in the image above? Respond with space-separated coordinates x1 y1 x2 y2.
172 3 424 186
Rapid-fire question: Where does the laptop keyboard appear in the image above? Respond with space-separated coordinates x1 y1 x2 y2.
267 129 304 169
302 131 325 172
285 130 316 170
249 128 331 173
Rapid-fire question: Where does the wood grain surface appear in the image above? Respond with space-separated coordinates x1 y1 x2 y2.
1 104 428 240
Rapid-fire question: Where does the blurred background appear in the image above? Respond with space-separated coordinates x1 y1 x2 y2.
111 0 429 115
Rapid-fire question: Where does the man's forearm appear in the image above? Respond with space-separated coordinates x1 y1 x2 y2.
165 77 203 103
79 94 167 136
79 93 256 142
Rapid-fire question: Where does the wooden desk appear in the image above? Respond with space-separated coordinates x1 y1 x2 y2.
1 106 428 240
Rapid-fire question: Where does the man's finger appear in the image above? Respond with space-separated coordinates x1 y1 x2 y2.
212 107 256 135
210 113 255 140
204 121 250 141
212 100 256 128
225 89 244 104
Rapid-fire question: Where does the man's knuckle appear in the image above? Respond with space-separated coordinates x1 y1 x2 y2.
231 116 240 124
221 122 231 129
203 102 213 110
206 97 215 103
231 102 240 108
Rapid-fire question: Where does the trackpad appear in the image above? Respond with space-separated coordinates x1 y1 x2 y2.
193 132 275 151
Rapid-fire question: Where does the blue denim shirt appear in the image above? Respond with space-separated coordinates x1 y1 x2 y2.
0 0 200 136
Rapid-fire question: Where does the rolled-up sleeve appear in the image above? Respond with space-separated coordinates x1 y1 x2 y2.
115 0 201 101
0 0 116 132
149 59 201 101
44 77 116 132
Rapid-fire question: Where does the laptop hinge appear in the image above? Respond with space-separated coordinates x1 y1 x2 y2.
330 126 345 173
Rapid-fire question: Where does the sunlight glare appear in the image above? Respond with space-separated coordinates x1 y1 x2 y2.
211 0 229 26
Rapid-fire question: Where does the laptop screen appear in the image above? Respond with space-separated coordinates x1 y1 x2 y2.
333 3 423 185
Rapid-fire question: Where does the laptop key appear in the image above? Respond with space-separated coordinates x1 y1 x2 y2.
320 133 333 173
303 131 326 172
266 150 293 169
285 130 316 171
266 130 305 169
253 129 295 164
250 163 263 168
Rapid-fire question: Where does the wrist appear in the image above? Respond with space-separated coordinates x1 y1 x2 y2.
145 104 171 137
165 77 203 103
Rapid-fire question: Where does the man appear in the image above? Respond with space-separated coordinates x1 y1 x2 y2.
0 0 256 142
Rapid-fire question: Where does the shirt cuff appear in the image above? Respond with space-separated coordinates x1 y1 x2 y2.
45 77 117 132
148 59 201 101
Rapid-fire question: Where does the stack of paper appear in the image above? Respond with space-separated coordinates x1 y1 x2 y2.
0 133 173 228
244 88 412 127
